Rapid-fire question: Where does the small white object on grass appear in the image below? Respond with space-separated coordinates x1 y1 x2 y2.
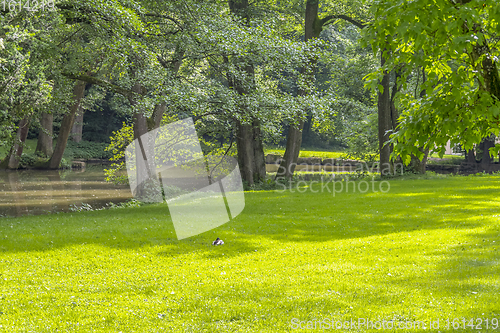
212 237 224 245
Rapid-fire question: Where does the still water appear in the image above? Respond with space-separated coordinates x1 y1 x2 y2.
0 165 132 217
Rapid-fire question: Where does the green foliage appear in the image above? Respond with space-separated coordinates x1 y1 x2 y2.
342 112 378 161
65 141 113 160
19 153 37 168
59 158 72 170
309 24 378 151
364 0 500 164
427 157 464 166
18 151 50 168
104 122 134 184
107 198 142 209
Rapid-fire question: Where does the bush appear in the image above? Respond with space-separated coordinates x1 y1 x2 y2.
19 153 37 167
19 152 50 168
65 141 113 160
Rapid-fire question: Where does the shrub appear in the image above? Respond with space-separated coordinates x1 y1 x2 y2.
66 141 113 160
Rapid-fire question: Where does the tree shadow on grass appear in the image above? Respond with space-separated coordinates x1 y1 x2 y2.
0 177 499 259
223 177 500 245
0 203 264 258
379 226 500 322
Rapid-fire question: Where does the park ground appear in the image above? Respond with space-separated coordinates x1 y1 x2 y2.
0 174 499 332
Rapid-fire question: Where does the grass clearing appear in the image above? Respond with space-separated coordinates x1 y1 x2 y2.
265 148 459 162
0 175 499 332
265 149 346 159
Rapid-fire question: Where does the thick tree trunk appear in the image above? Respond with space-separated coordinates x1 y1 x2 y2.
235 120 266 185
277 120 304 179
481 136 496 166
252 119 266 181
409 148 429 174
228 0 266 186
35 112 53 156
378 50 393 177
466 148 476 164
46 80 86 169
71 105 84 142
277 0 319 179
236 122 255 185
1 115 30 169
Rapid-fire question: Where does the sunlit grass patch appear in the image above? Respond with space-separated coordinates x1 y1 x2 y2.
0 175 499 331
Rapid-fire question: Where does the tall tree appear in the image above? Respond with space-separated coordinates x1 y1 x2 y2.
277 0 320 179
35 112 54 156
227 0 267 185
277 0 370 179
365 0 500 163
46 80 87 169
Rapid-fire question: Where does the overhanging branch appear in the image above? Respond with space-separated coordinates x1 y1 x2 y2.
321 14 368 29
62 72 142 100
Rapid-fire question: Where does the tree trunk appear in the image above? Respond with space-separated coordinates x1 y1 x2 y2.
277 0 319 179
481 136 496 166
408 67 430 174
46 80 86 169
277 120 305 179
228 0 266 186
252 119 266 181
1 115 30 169
35 112 53 156
466 148 476 164
236 121 255 185
378 50 393 177
71 105 84 142
409 147 429 174
302 113 314 145
130 82 162 201
149 102 166 131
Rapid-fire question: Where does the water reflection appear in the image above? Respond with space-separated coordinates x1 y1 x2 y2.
0 166 132 217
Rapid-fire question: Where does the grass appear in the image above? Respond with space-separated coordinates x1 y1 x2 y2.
0 175 500 332
265 149 346 159
0 139 37 160
429 153 462 159
265 148 459 161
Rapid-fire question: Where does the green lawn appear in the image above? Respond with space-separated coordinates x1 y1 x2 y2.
0 175 499 332
265 148 458 161
0 139 37 160
265 149 346 159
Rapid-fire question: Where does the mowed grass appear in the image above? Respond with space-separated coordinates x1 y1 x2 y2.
0 175 500 332
265 149 346 159
265 148 458 161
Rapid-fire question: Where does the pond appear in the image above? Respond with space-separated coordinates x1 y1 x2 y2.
0 165 132 217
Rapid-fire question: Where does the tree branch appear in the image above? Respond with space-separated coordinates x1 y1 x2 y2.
321 15 368 29
144 13 184 30
61 73 142 100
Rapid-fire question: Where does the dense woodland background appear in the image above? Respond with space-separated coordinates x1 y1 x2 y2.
1 0 499 184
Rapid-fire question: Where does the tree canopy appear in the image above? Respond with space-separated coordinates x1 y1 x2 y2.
364 0 500 163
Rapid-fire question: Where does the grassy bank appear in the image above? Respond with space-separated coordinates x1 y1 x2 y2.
265 148 346 159
0 175 499 332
